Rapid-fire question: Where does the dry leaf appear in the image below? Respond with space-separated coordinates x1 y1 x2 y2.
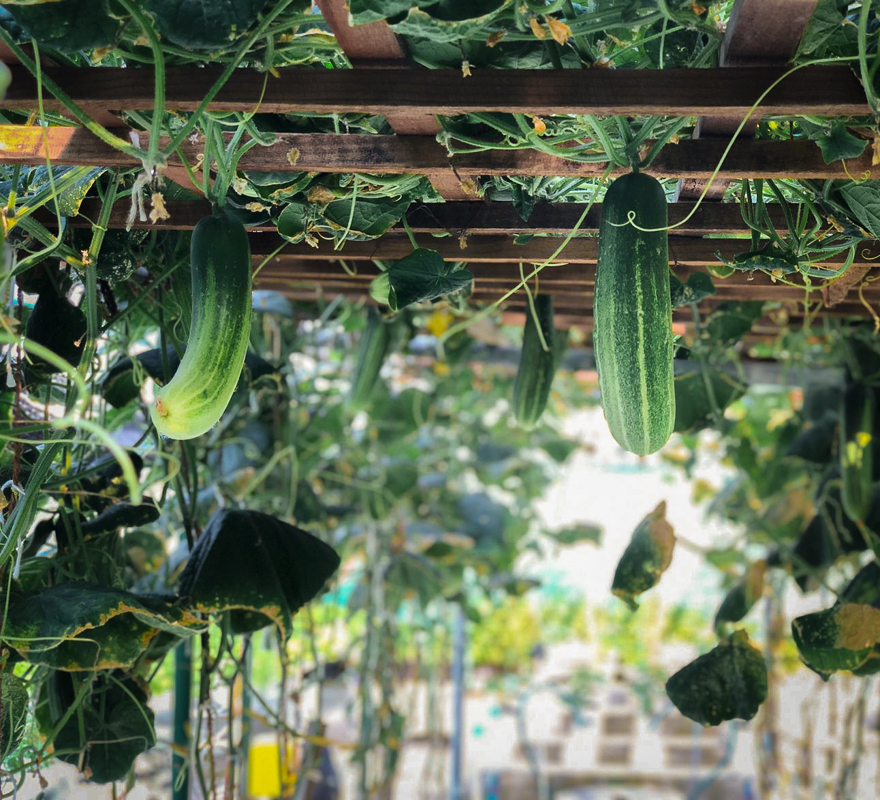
461 60 472 78
546 17 572 46
872 136 880 166
149 193 171 224
529 17 547 40
691 2 707 14
486 31 505 47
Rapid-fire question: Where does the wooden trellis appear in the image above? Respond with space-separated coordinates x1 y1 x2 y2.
2 0 877 334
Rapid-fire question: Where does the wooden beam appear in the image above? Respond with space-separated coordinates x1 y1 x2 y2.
248 231 880 268
679 0 820 200
56 198 788 236
2 126 872 180
4 65 868 117
313 0 470 200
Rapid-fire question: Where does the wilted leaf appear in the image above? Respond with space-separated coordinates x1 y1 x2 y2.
177 508 340 639
41 671 156 783
666 630 768 726
611 501 675 611
2 584 204 671
792 603 880 675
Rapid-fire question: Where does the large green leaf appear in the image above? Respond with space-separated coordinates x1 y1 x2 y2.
385 248 473 311
0 674 28 761
792 603 880 676
666 630 768 726
795 0 847 57
840 181 880 239
142 0 271 50
176 508 340 639
2 0 122 53
669 272 716 308
2 584 204 670
673 368 746 434
803 120 867 164
389 1 515 43
611 501 675 611
27 166 104 217
23 282 87 386
701 301 765 348
323 197 410 239
42 671 156 784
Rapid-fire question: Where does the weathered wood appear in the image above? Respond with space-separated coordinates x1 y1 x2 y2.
55 198 788 236
313 0 470 200
4 65 868 117
2 126 873 181
249 231 880 268
679 0 820 199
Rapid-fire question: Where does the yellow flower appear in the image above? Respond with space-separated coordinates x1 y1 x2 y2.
426 309 453 337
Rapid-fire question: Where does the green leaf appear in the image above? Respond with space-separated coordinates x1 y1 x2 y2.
669 272 716 308
276 201 310 243
389 1 516 43
673 368 746 434
666 630 768 726
42 672 156 783
28 166 104 217
784 413 837 464
702 301 765 348
386 248 474 311
348 0 425 24
176 508 340 639
795 0 846 57
2 0 123 53
0 674 28 761
23 282 87 386
611 501 675 611
805 121 867 164
840 180 880 239
841 561 880 608
323 197 410 239
547 524 603 546
386 552 445 608
792 603 880 675
2 584 205 671
142 0 271 50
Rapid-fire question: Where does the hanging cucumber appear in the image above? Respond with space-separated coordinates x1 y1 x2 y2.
513 293 558 430
594 171 674 456
347 308 391 412
840 381 875 523
150 212 252 440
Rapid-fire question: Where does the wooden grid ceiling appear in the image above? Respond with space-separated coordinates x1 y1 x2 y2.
3 0 876 339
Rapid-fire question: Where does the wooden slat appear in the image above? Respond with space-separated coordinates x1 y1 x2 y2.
679 0 819 200
249 231 880 267
3 126 874 180
56 198 786 235
3 65 868 117
313 0 469 200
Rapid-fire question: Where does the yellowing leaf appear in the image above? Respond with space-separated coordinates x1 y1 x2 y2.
486 31 505 47
529 17 547 40
691 2 707 14
834 604 880 651
546 17 572 46
532 116 547 135
461 60 472 78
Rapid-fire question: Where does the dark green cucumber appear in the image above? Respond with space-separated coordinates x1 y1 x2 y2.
594 172 674 456
347 308 390 411
840 381 875 522
150 213 252 439
513 294 557 430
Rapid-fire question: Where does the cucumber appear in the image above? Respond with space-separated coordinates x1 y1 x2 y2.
513 294 557 430
347 308 390 412
150 212 252 440
840 381 875 522
594 171 674 456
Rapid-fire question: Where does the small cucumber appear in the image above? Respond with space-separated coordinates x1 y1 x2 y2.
513 294 557 430
150 212 252 440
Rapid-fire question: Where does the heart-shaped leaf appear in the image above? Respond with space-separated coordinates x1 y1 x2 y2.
386 249 474 311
